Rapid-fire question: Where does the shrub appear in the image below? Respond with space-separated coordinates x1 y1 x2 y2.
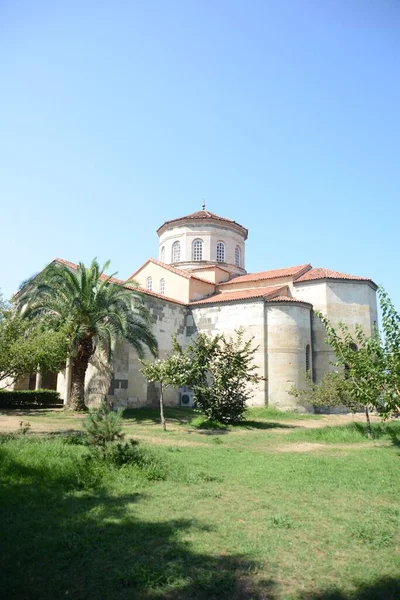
0 389 61 408
190 415 228 430
82 400 124 458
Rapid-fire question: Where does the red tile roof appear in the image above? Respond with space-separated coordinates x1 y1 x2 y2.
187 264 232 274
266 295 313 308
190 285 287 306
219 264 312 286
129 258 215 286
135 287 187 305
157 209 248 238
54 258 123 284
54 259 187 306
295 267 375 285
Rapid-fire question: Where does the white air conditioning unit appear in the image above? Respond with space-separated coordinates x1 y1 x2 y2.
179 386 195 408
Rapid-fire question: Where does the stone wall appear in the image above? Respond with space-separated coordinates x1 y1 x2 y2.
190 299 267 406
293 280 378 384
84 296 188 409
265 301 312 411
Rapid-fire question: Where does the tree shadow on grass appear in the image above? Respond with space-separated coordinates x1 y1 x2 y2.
300 576 400 600
2 443 399 600
123 407 194 425
235 420 298 430
0 445 274 600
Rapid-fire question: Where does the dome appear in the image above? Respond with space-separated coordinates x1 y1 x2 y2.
157 208 248 239
157 206 248 275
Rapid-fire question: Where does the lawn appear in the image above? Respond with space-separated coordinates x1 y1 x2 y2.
0 407 399 600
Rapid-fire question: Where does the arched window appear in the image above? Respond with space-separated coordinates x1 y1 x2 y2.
192 239 203 261
172 241 180 263
235 246 241 267
305 344 311 373
216 242 225 263
146 276 152 291
159 278 165 295
160 246 165 262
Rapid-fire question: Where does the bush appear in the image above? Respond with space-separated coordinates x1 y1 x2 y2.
82 400 124 458
0 389 61 408
190 415 228 430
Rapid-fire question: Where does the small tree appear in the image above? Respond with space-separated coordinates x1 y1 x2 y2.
289 371 360 413
141 354 193 430
316 312 386 436
83 400 124 456
175 329 263 424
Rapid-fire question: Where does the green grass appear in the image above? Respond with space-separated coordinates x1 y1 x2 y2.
0 410 399 599
244 406 321 420
286 421 400 444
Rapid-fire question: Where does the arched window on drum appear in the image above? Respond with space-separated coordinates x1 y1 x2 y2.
192 239 203 261
172 241 180 263
235 246 241 267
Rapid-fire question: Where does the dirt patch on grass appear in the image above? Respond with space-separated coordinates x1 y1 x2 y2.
278 413 382 430
271 441 391 454
273 442 327 453
126 433 208 448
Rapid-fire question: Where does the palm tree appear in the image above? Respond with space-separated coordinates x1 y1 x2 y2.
17 259 158 411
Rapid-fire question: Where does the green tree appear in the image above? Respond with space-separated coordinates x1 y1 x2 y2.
175 329 262 424
16 259 158 411
311 287 400 436
83 400 124 457
0 312 68 388
141 354 193 430
289 370 362 411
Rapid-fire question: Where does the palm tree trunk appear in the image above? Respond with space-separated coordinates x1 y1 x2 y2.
70 338 93 411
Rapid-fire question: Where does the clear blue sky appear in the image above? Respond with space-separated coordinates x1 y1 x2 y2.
1 1 399 306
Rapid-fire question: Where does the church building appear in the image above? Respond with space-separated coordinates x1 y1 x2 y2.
15 206 378 412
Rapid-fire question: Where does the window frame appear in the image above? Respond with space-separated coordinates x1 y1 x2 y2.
192 239 203 261
235 246 241 267
216 241 225 263
172 241 181 263
146 276 152 291
160 246 165 262
159 278 165 295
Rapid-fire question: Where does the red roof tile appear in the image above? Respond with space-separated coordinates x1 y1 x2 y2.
295 267 375 285
157 209 248 238
54 258 123 284
219 264 312 286
54 259 186 305
135 287 187 305
190 285 287 306
129 258 215 286
266 295 313 308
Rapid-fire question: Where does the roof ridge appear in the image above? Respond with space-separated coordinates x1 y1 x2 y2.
157 210 248 238
294 266 375 285
219 263 312 286
190 284 287 306
54 258 124 284
130 258 216 285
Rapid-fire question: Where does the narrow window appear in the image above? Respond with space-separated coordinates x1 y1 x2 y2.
146 276 152 291
216 242 225 263
160 246 165 262
235 246 241 267
192 239 203 261
305 344 311 373
172 241 180 263
159 278 165 295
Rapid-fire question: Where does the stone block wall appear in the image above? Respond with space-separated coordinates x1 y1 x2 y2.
190 299 267 406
